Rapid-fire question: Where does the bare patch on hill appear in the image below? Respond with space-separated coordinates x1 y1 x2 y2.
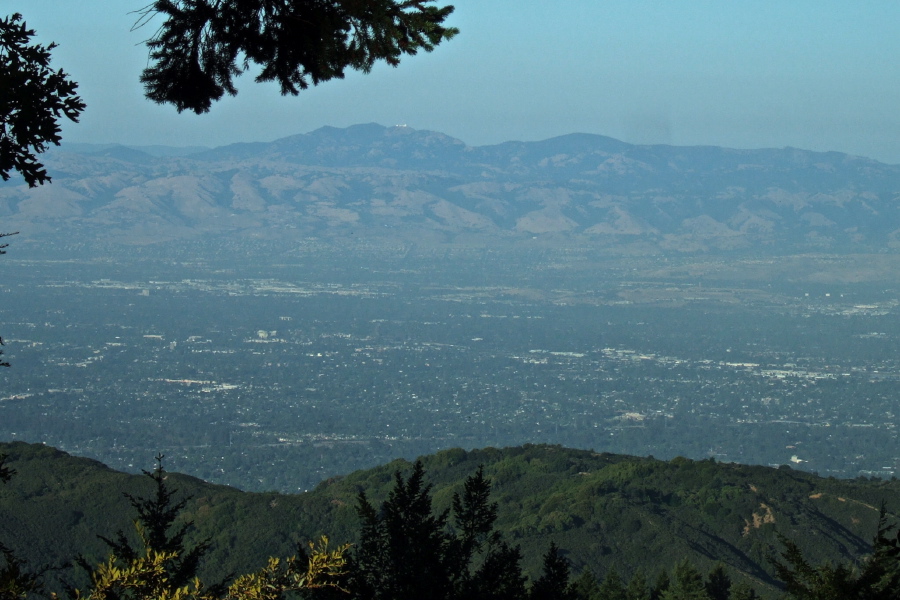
743 503 776 536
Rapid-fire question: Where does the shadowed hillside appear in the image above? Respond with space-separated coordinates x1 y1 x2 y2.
1 441 898 594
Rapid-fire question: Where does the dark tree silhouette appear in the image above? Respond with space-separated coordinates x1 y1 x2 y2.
450 465 498 575
135 0 459 114
772 504 900 599
463 538 526 600
76 454 213 598
597 568 627 600
0 454 41 600
569 569 600 600
350 460 453 600
1 2 456 186
0 455 12 483
0 14 84 187
704 563 731 600
625 570 651 600
529 542 575 600
349 460 531 600
650 571 670 600
660 559 707 600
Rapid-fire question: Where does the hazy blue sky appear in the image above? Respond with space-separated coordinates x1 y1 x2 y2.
19 1 900 162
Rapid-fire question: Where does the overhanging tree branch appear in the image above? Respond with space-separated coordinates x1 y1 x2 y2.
135 0 458 114
0 14 85 187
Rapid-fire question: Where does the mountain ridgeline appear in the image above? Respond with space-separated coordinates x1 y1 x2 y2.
2 441 899 597
3 124 900 252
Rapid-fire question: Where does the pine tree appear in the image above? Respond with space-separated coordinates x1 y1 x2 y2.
0 456 40 600
0 14 84 187
571 569 600 600
454 467 526 600
529 542 575 600
135 0 459 115
773 531 898 599
349 460 453 600
464 538 527 600
626 570 651 600
597 568 627 600
76 455 211 598
704 563 731 600
450 465 499 579
348 460 528 600
650 571 670 600
3 3 456 186
660 560 708 600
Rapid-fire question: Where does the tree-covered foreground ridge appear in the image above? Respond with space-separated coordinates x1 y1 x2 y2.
4 444 900 599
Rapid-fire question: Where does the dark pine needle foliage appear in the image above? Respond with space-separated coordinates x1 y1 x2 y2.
135 0 458 114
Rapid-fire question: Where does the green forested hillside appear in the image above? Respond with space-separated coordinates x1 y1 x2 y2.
300 445 899 590
1 441 898 596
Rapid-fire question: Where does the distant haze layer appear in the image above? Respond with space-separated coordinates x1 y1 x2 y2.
3 124 900 255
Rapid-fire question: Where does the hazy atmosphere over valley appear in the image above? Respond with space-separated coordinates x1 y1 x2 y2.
5 3 900 599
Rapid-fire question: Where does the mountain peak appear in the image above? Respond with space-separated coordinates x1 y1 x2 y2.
12 124 900 252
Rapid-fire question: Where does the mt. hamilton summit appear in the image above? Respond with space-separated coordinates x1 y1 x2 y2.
4 123 900 253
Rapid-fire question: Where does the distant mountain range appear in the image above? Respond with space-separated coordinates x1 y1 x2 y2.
3 123 900 252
